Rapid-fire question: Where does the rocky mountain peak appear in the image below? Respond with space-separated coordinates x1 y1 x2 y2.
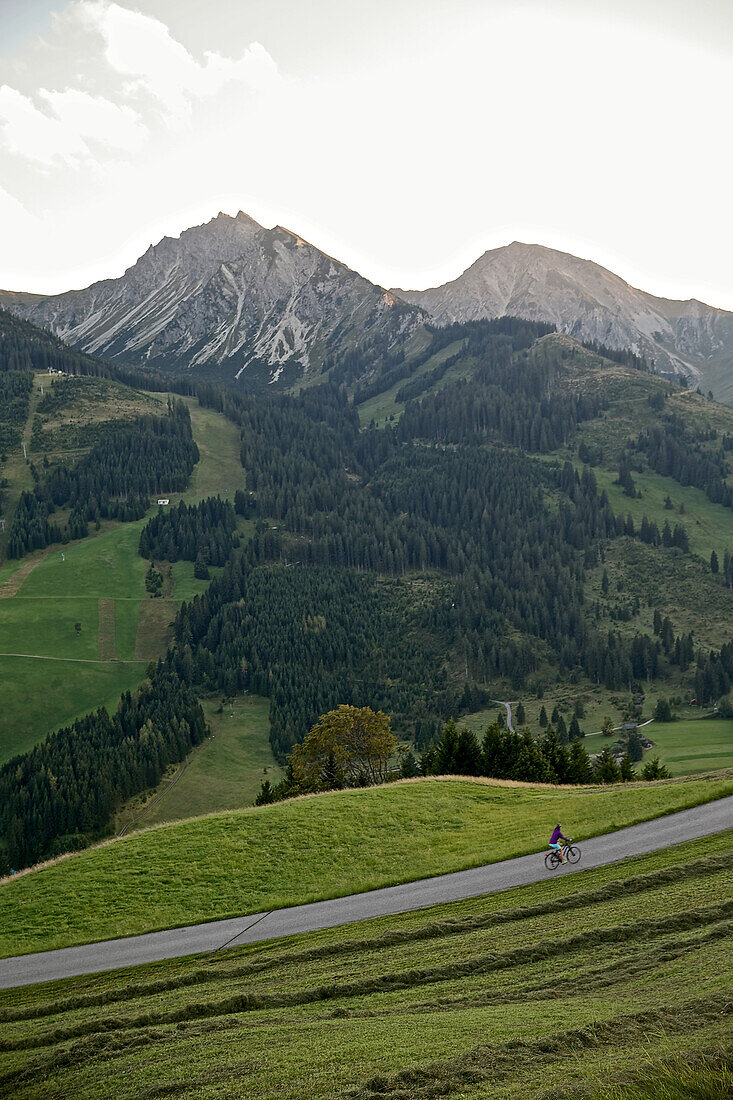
1 210 420 383
394 242 733 389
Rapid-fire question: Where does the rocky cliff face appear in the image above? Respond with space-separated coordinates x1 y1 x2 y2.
394 242 733 388
5 212 420 383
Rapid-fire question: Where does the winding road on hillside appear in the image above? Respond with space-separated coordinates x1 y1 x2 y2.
1 794 731 990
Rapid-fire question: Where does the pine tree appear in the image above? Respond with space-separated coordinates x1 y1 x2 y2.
595 747 621 784
619 753 636 782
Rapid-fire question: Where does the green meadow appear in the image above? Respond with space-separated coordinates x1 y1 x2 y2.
0 397 239 764
0 657 146 763
1 774 731 957
647 717 733 776
121 694 283 832
356 338 467 427
0 830 730 1099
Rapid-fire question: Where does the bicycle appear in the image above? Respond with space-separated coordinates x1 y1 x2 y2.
544 839 581 870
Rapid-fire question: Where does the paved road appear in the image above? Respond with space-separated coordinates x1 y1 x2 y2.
493 699 515 732
1 795 731 990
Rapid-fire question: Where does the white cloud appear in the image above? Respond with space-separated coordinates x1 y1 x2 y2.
0 85 89 166
0 81 146 167
78 1 279 125
38 88 147 153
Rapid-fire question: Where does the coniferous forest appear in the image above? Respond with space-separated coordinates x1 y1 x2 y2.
6 401 198 558
139 497 238 565
3 317 733 869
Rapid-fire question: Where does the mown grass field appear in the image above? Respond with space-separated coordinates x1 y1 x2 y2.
2 774 732 957
121 694 282 832
0 521 210 764
0 656 147 764
647 717 733 776
0 830 730 1099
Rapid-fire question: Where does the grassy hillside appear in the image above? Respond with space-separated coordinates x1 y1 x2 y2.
1 774 731 957
0 383 247 764
0 829 730 1099
0 517 218 765
117 694 282 833
357 338 468 428
645 718 733 776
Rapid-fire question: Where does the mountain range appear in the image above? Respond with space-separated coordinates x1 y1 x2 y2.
3 213 733 398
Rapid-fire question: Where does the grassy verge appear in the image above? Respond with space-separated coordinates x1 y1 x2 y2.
1 774 731 957
0 830 729 1099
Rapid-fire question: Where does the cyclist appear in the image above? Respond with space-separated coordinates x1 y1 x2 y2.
548 823 570 863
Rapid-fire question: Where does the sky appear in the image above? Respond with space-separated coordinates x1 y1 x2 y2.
0 0 732 310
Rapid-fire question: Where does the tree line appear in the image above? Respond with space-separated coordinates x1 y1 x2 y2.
0 306 112 378
139 497 238 567
636 416 733 509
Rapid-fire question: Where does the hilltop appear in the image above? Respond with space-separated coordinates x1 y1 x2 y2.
2 774 731 957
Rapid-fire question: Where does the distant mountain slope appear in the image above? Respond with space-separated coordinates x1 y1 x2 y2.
394 242 733 399
1 212 420 385
0 305 109 377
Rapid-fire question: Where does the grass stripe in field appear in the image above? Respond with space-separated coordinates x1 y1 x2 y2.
134 599 177 661
0 833 730 1100
97 598 117 661
0 551 48 598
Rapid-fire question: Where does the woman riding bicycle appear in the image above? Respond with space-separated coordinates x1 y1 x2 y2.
548 823 570 863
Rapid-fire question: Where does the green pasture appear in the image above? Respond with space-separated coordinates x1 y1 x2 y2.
0 394 242 761
145 395 245 502
0 656 146 763
123 694 281 831
17 521 148 599
587 462 733 563
1 774 731 957
0 522 209 762
0 596 100 659
646 717 733 776
0 558 24 589
0 831 729 1100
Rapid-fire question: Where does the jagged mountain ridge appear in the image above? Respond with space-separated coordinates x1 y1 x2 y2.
2 212 419 384
394 242 733 396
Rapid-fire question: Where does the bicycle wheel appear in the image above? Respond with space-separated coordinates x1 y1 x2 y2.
565 845 581 865
544 851 560 870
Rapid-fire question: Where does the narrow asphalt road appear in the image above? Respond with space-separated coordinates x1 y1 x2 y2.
493 699 515 731
1 794 731 990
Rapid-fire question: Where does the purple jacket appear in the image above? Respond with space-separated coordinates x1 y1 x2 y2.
550 826 568 844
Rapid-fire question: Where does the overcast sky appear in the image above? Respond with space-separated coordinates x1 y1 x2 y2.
1 0 731 309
